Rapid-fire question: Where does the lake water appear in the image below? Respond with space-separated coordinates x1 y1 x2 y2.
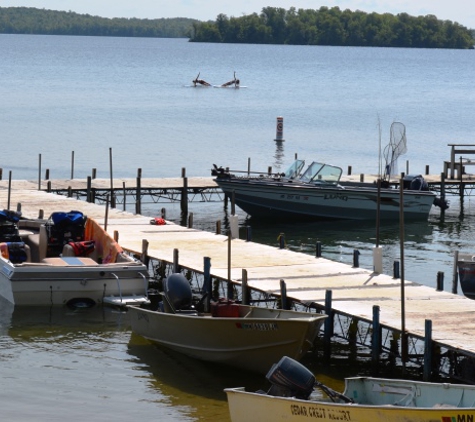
1 34 475 421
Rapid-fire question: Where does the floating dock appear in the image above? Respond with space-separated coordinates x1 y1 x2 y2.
2 178 475 382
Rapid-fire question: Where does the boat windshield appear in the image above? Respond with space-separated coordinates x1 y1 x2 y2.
299 162 342 184
283 159 305 179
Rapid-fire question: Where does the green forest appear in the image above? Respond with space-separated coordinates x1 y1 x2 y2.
0 7 196 37
1 6 474 49
191 6 475 49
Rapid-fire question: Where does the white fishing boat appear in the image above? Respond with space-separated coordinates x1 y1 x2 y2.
225 356 475 422
213 159 446 220
213 123 447 221
128 273 326 373
0 209 149 307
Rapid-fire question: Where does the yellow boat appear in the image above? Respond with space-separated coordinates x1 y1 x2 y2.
225 356 475 422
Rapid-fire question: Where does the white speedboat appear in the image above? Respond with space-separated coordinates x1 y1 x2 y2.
225 356 475 422
0 209 149 307
128 273 326 373
213 159 445 221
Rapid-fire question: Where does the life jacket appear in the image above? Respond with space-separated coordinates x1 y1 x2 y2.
68 240 95 256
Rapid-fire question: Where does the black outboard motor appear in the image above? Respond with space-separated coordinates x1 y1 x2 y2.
402 174 429 191
162 273 197 314
266 356 315 400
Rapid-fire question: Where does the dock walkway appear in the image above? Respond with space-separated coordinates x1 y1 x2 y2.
2 180 475 377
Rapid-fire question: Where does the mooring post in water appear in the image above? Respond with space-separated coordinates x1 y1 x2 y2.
452 250 459 294
372 305 381 370
324 290 333 361
38 154 41 190
216 220 221 235
274 116 284 142
423 319 433 381
203 257 211 313
280 279 288 310
45 169 50 180
188 212 193 228
173 248 179 273
109 147 115 208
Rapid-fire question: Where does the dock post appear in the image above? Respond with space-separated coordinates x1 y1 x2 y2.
347 166 352 175
38 154 41 190
16 203 21 213
161 208 166 219
242 269 250 305
188 212 193 228
122 181 126 212
7 171 12 210
38 209 44 219
278 233 285 249
360 173 364 182
203 257 211 313
353 249 360 267
280 279 288 310
113 231 119 242
104 194 109 231
71 151 74 180
67 186 72 198
0 168 2 180
92 168 97 179
316 241 322 257
436 271 444 291
173 248 179 273
245 226 252 242
324 290 333 361
452 251 459 294
393 260 400 279
216 220 221 235
372 305 381 373
86 176 92 203
45 169 50 180
141 239 149 268
109 147 115 209
47 181 51 193
423 319 433 381
440 172 446 217
181 177 188 215
425 165 429 175
135 175 142 215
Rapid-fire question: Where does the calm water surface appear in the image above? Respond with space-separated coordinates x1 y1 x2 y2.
1 34 475 421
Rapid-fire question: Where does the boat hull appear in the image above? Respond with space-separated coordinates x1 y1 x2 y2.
215 178 435 220
1 257 148 306
128 305 326 373
225 386 475 422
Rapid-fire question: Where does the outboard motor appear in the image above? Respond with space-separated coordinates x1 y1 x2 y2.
266 356 315 400
162 273 197 314
402 174 429 191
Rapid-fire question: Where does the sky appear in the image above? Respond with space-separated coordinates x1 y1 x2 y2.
1 0 474 29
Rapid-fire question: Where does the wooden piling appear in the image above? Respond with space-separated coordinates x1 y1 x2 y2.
280 279 288 310
203 257 211 313
242 269 249 305
71 151 74 180
135 176 141 215
372 305 381 371
141 239 149 268
324 290 333 361
173 248 179 273
86 176 92 203
423 319 432 381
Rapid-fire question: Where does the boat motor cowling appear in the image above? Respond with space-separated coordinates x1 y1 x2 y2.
266 356 315 400
163 273 193 313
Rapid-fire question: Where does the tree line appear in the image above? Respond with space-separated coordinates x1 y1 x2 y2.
0 7 196 37
190 6 475 49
